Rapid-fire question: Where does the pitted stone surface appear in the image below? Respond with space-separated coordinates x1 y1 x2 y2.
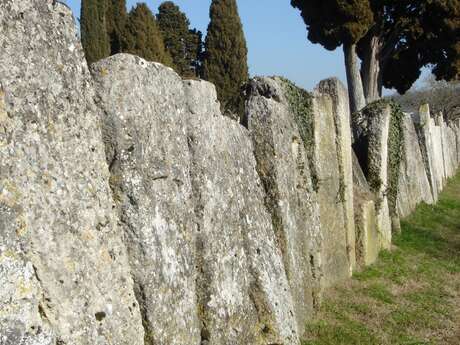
397 114 434 218
92 55 201 345
246 77 322 333
0 2 143 345
185 79 300 345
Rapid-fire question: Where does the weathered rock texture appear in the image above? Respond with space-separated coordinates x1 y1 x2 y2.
1 1 460 344
246 77 322 332
91 55 300 345
91 55 200 345
352 102 393 251
183 79 299 345
397 114 434 218
245 77 355 293
0 2 144 345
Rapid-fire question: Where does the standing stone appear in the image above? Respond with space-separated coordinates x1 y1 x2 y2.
415 105 440 202
352 152 380 266
185 79 300 345
397 114 434 218
316 78 356 273
0 2 144 345
246 77 322 333
353 102 392 250
91 54 201 345
313 80 354 285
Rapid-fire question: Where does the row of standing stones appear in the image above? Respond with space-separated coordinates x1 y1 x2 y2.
1 1 459 345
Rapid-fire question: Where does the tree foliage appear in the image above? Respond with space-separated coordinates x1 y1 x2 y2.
157 1 203 78
80 0 110 65
106 0 127 55
291 0 460 108
290 0 374 49
123 3 174 67
202 0 249 116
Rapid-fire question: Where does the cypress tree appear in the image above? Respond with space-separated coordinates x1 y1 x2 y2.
157 1 203 78
106 0 127 55
80 0 110 65
123 3 174 67
202 0 249 117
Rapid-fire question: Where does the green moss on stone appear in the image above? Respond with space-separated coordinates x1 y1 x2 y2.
387 102 404 217
278 78 318 191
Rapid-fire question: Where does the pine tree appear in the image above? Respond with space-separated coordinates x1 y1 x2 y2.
80 0 111 65
202 0 249 116
157 1 203 78
106 0 127 55
123 3 174 67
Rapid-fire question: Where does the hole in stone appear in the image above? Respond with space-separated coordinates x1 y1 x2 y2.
256 248 261 255
95 311 106 321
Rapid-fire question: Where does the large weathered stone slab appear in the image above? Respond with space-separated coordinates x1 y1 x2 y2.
246 77 322 333
185 79 300 345
397 114 434 218
415 105 440 202
352 151 379 266
0 2 143 345
353 102 392 250
92 55 201 345
316 78 356 273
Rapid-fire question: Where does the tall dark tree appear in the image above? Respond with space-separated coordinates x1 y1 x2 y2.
292 0 460 113
80 0 111 65
106 0 127 55
202 0 249 116
157 1 203 78
291 0 373 113
357 0 460 102
123 3 174 67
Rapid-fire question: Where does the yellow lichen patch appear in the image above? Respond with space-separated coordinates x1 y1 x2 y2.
15 217 28 237
81 229 95 242
99 67 109 77
99 248 112 266
0 88 7 123
17 279 33 297
0 180 22 208
63 257 76 273
0 249 17 262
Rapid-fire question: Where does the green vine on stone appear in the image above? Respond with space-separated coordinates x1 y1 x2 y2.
278 78 318 191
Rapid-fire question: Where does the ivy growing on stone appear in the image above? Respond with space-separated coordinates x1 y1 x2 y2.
278 78 318 191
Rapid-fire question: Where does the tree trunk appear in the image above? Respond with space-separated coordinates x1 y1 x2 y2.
343 43 366 114
361 35 383 103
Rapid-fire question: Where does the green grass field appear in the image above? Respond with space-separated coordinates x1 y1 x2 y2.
304 172 460 345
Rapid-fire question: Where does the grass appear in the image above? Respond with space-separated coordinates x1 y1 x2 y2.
304 172 460 345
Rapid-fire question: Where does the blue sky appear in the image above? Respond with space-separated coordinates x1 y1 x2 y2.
67 0 346 91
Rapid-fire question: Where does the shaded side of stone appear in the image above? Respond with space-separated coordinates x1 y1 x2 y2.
246 77 322 335
185 79 300 345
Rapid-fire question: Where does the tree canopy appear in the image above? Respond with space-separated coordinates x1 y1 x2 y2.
80 0 111 65
202 0 249 117
123 3 174 67
106 0 127 55
157 1 203 78
292 0 460 112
